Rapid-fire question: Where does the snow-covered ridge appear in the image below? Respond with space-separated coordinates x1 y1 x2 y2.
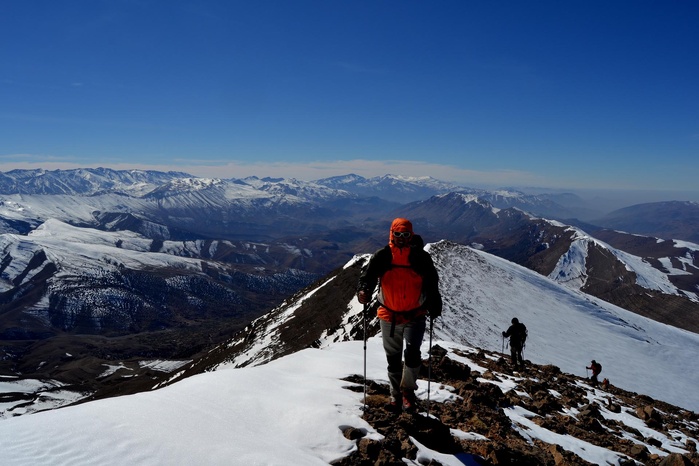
0 169 362 203
156 177 224 191
23 219 204 279
222 239 699 412
549 226 699 301
0 167 189 196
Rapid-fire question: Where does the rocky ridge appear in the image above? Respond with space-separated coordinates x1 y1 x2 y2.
338 344 699 466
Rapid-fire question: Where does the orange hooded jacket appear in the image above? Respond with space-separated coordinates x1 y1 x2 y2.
358 218 441 325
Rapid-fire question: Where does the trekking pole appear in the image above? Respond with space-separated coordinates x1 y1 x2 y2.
501 335 504 355
426 316 434 417
363 302 368 411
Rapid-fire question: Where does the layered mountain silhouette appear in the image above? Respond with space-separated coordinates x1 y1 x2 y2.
1 168 697 420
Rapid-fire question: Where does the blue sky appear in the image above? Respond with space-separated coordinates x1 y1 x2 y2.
1 1 698 198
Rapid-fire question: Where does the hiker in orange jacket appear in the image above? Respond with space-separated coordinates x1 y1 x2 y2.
357 218 442 412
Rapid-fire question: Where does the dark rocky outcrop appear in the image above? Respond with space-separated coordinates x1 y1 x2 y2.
336 345 699 466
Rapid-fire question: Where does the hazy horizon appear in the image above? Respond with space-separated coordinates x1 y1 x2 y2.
1 165 699 214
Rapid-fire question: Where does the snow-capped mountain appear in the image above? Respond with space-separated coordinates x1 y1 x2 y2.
2 167 699 427
394 192 699 334
0 219 318 404
550 226 699 300
540 225 699 333
314 174 587 219
463 188 581 220
0 167 190 196
239 176 358 203
2 240 697 465
0 169 396 242
1 219 316 331
315 173 463 203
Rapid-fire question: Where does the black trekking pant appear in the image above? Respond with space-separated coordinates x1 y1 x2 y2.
510 343 524 367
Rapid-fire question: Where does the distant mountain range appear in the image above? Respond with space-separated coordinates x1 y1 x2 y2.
0 167 695 239
0 168 697 408
595 200 699 244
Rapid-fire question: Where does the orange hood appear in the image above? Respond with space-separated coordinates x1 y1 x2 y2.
389 218 413 243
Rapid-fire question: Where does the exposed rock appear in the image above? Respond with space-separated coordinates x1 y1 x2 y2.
637 405 666 429
629 443 651 461
342 426 365 441
659 453 694 466
579 403 603 419
337 345 699 466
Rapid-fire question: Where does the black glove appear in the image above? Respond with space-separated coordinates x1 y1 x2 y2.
357 290 370 305
502 331 506 337
428 304 442 319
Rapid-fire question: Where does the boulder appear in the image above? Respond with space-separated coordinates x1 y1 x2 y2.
658 453 693 466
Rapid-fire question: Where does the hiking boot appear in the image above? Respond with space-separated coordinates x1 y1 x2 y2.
402 390 417 412
386 398 401 414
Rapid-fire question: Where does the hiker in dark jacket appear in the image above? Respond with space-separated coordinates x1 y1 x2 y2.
587 360 602 387
357 218 442 412
502 317 527 369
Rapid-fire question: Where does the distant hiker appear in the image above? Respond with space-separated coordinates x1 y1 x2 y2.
502 318 527 370
357 218 442 412
586 360 602 387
